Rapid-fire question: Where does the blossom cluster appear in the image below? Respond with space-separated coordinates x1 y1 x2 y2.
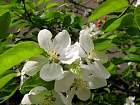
20 27 110 105
124 96 135 105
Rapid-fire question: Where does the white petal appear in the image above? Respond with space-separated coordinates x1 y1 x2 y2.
89 23 96 32
135 0 140 7
66 88 76 105
79 29 94 54
53 30 71 53
21 94 32 105
40 63 64 81
29 86 47 94
125 96 135 105
60 42 80 64
38 29 53 51
90 61 110 79
54 71 75 92
28 86 48 104
76 88 91 101
88 76 107 89
20 74 27 88
80 63 89 70
79 45 87 57
80 69 93 81
54 92 66 105
29 94 45 105
21 61 39 76
80 63 97 81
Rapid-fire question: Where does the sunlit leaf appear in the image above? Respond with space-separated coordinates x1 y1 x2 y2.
46 2 60 10
94 39 115 51
123 54 140 62
102 14 133 32
88 0 128 22
0 5 10 16
134 5 140 29
0 41 43 75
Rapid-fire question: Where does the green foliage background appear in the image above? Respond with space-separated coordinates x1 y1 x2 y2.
0 0 140 104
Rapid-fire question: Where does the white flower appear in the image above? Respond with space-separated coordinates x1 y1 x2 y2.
21 61 39 76
124 96 135 105
79 27 101 61
54 28 110 103
20 56 48 87
54 63 110 103
21 86 65 105
38 29 79 81
21 55 49 76
80 23 103 38
134 0 140 7
21 86 52 105
38 29 79 64
54 71 91 102
79 29 110 88
80 61 110 89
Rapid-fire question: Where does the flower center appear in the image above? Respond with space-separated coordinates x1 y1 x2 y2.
48 49 60 62
73 78 88 89
70 60 81 75
87 51 99 61
41 94 56 105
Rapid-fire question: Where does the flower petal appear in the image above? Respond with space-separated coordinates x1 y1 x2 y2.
54 71 75 92
28 86 48 104
79 29 94 54
28 93 47 104
21 61 39 76
88 76 107 89
38 29 53 51
76 88 91 101
53 30 71 53
54 92 66 105
90 61 110 79
40 63 64 81
66 88 76 105
20 87 49 105
135 0 140 7
60 42 80 64
29 86 48 94
21 94 32 105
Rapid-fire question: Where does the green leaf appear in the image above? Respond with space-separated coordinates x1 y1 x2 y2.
0 41 12 54
126 26 140 37
0 73 16 89
46 2 60 10
88 0 129 22
134 5 140 29
20 73 54 94
102 18 117 31
0 5 10 16
0 41 43 75
123 54 140 62
0 81 19 104
94 39 115 51
136 72 140 78
0 12 11 38
102 14 133 32
106 62 117 74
